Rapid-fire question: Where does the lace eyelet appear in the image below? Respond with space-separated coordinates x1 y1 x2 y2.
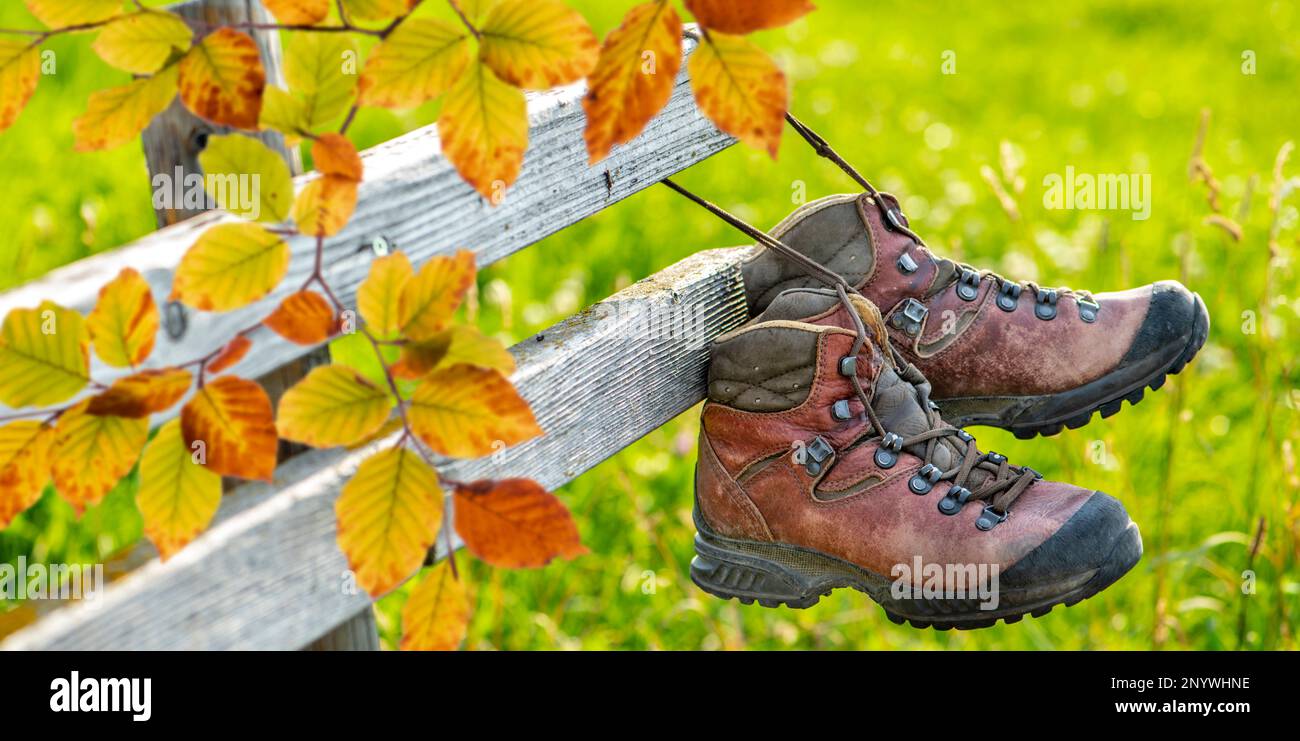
909 463 942 494
956 429 974 442
997 281 1022 312
897 252 919 275
831 399 854 421
890 298 928 337
838 356 857 376
956 269 981 301
986 451 1007 465
938 485 972 515
975 505 1009 531
803 436 834 477
1078 298 1099 323
874 432 903 469
1034 289 1059 320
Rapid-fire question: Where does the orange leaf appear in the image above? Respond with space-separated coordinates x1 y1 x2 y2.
263 291 338 345
0 40 41 143
683 0 815 34
478 0 599 89
312 133 363 181
178 28 265 130
291 175 358 237
391 336 450 380
0 421 55 529
437 59 527 200
454 479 585 568
408 364 541 458
263 0 329 25
582 1 682 163
400 560 469 651
86 368 193 418
207 336 252 374
398 249 476 341
51 401 149 515
688 32 787 158
336 446 443 596
181 376 277 481
358 252 413 337
86 267 159 368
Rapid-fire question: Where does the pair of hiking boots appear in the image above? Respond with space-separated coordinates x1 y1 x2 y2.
690 189 1209 629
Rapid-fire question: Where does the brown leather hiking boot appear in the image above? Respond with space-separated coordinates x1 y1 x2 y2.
740 192 1210 438
692 292 1143 628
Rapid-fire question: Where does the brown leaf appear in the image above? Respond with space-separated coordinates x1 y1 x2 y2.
263 291 338 345
683 0 815 34
207 336 252 374
86 368 193 418
454 479 586 568
181 376 277 481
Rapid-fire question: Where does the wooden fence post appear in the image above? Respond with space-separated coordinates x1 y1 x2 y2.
140 0 377 651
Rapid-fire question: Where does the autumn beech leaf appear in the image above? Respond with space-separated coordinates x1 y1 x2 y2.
392 336 450 380
86 368 193 418
137 419 221 561
178 28 265 130
0 301 90 409
276 365 393 448
23 0 123 28
689 32 787 158
264 0 330 26
0 422 55 530
0 40 40 135
454 479 585 568
478 0 599 89
683 0 815 34
198 133 295 222
358 252 413 337
582 0 683 164
285 32 359 130
409 364 541 458
91 10 193 75
259 86 309 141
398 249 476 341
263 291 337 346
207 336 252 375
342 0 416 22
51 402 149 515
292 176 358 237
171 223 289 311
86 268 158 368
401 561 469 651
336 447 442 596
394 325 514 379
313 134 363 181
181 376 277 481
358 17 469 109
437 60 527 200
73 65 179 152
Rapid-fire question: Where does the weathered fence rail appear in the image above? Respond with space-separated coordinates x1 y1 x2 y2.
0 12 749 650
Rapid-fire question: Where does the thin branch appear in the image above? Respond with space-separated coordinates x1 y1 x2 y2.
447 0 481 39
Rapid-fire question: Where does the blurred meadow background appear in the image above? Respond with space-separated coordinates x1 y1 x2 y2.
1 0 1298 649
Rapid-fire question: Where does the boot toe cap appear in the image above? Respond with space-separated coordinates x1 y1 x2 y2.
1001 490 1142 590
1119 280 1207 363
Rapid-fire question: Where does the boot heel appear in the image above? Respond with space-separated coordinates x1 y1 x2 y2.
690 529 828 609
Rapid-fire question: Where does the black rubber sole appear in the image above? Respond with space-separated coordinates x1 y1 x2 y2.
689 512 1143 630
939 293 1210 439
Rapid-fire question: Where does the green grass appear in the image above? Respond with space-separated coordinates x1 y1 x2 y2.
2 0 1298 649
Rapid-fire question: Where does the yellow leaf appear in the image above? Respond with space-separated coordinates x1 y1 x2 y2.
458 0 496 25
264 0 330 26
291 175 358 237
437 325 515 375
198 133 295 222
0 40 40 135
438 60 527 200
259 86 309 140
341 0 416 22
312 133 363 181
137 419 221 560
285 32 358 129
181 375 277 481
86 368 192 418
398 249 476 341
171 223 289 312
688 32 787 158
91 10 193 74
0 301 90 409
276 364 392 448
400 561 469 651
0 421 55 529
358 17 469 109
408 364 541 458
479 0 598 89
23 0 123 28
582 1 683 163
683 0 815 34
86 268 158 368
358 252 413 337
73 64 179 152
51 401 148 515
336 447 442 596
178 28 265 130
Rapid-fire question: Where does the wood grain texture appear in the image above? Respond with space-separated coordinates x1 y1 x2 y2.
0 247 751 650
0 32 733 425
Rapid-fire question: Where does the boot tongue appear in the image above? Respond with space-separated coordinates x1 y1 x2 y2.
757 288 892 351
871 366 955 470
